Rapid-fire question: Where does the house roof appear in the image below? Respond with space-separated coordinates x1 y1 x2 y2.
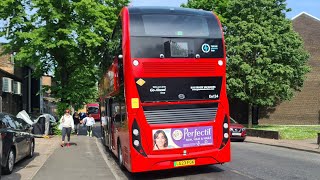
291 12 320 22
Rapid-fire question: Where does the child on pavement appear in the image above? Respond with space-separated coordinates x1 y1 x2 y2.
83 113 95 137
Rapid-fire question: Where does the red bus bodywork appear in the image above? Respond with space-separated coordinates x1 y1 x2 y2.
100 6 230 173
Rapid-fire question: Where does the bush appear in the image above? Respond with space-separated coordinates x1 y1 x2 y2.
52 124 62 135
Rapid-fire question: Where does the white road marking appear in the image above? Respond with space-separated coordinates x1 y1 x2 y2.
231 169 256 179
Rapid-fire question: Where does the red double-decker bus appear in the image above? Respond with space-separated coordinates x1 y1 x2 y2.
99 6 230 172
86 103 100 121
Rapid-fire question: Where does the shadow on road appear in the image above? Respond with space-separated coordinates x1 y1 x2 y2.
126 165 225 180
1 152 40 180
97 130 226 180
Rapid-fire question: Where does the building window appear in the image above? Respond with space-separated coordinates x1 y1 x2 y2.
13 81 22 95
2 77 13 93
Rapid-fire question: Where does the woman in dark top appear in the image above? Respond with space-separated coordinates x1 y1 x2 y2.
73 112 81 135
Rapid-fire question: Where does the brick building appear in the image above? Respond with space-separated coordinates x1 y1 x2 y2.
0 45 41 115
42 75 57 116
258 12 320 125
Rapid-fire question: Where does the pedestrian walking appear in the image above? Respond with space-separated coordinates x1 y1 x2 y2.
101 112 107 127
59 109 74 147
101 112 107 137
80 112 87 121
73 112 81 135
83 113 95 137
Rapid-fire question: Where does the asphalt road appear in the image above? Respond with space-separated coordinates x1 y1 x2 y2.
225 142 320 180
123 142 320 180
5 125 320 180
95 127 320 180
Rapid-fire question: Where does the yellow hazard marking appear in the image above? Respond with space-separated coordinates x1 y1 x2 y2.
131 98 139 109
136 78 145 86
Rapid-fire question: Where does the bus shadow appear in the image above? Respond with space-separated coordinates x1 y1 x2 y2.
98 130 226 179
124 164 225 179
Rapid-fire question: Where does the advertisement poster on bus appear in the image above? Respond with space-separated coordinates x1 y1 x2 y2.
152 126 213 150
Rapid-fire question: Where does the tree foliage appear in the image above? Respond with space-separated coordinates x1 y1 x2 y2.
182 0 310 107
0 0 128 114
181 0 229 23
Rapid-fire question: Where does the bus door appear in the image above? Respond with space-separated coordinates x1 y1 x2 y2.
110 98 122 150
105 98 115 150
103 99 110 147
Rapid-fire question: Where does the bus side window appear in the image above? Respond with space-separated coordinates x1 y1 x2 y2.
105 98 112 118
121 102 127 123
112 18 124 85
112 101 121 124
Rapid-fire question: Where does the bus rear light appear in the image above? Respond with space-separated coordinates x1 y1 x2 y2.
218 60 223 66
133 59 139 66
219 115 230 149
132 119 147 157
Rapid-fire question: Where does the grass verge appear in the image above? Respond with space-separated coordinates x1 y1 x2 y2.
251 125 320 140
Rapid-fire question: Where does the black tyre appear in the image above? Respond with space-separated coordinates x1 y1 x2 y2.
28 140 35 158
118 142 124 169
3 149 15 174
101 127 105 145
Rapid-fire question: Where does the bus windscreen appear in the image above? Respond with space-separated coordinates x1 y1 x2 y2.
141 14 210 37
130 14 220 38
87 106 99 114
129 14 224 58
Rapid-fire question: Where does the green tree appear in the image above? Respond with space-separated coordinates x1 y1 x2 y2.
183 0 310 127
181 0 229 23
0 0 128 115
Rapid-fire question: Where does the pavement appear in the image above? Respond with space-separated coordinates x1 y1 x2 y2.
1 136 61 180
1 132 320 180
245 136 320 154
32 135 116 180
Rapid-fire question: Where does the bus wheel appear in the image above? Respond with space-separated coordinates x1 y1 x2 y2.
118 142 124 169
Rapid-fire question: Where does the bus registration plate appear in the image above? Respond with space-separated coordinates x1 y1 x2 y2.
174 159 195 167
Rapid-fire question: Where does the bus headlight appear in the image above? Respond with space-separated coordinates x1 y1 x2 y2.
223 123 228 129
133 129 139 136
218 60 223 66
133 59 139 66
224 133 229 138
132 119 147 157
220 115 230 149
134 140 140 147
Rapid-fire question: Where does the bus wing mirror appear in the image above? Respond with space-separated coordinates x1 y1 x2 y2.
118 54 123 59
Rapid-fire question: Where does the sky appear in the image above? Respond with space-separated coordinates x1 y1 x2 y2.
130 0 320 20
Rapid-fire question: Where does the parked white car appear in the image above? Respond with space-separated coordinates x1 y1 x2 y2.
16 110 34 125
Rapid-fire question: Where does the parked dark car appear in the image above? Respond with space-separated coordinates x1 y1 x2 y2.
230 117 246 142
0 113 35 174
0 125 2 176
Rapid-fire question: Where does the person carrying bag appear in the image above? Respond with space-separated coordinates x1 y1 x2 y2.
59 109 74 147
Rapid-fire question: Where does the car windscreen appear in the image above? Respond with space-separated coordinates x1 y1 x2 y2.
129 13 224 58
230 118 238 124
